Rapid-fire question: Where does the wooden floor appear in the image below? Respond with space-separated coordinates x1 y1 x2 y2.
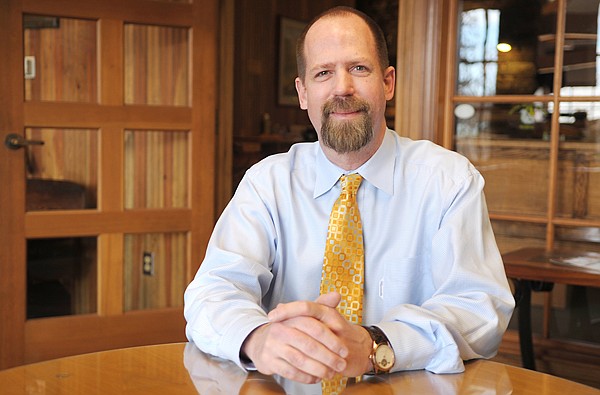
492 330 600 389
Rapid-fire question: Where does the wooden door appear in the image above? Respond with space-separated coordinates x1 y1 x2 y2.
0 0 217 369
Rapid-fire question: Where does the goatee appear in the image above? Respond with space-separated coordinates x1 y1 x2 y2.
321 97 373 154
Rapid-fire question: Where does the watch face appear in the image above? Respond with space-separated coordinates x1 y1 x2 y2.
374 344 395 371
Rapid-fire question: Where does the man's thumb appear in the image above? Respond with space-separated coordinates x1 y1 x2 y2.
314 291 341 308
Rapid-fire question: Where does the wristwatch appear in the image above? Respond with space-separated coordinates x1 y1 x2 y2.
363 326 395 374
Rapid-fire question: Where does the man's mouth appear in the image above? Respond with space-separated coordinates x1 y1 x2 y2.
330 109 362 117
323 97 370 119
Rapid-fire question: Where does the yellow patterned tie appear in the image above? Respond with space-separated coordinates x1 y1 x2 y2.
320 173 364 395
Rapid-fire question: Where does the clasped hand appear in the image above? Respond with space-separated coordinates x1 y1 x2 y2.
241 292 372 384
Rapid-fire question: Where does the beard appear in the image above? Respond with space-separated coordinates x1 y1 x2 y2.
320 97 373 154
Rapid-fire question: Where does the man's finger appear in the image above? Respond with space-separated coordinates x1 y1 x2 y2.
249 321 344 382
314 291 341 308
281 316 349 360
268 300 322 322
268 294 341 323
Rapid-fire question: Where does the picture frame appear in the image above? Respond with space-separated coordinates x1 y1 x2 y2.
277 17 306 106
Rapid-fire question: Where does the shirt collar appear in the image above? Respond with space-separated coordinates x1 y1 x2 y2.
314 129 396 198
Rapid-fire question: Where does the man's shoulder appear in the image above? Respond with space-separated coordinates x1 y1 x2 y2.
394 134 476 177
245 141 318 178
397 134 467 159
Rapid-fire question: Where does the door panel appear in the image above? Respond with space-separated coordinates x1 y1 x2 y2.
0 0 216 369
27 236 97 318
24 15 97 103
123 231 187 311
0 0 27 369
124 129 189 209
26 127 99 210
124 23 190 106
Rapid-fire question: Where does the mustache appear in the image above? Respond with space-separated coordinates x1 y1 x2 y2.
322 97 370 116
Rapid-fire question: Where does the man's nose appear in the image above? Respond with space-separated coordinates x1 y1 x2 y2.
332 71 354 96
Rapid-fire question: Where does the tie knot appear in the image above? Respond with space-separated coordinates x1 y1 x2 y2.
341 174 362 196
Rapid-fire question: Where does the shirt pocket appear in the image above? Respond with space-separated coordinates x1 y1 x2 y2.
382 255 433 310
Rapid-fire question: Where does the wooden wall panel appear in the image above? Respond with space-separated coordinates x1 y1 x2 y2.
395 0 444 141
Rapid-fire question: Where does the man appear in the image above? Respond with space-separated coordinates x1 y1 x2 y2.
184 5 514 387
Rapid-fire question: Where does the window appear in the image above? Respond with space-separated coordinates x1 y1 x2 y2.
450 0 600 349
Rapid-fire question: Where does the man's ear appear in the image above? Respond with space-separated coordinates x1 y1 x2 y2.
383 66 396 101
295 77 308 110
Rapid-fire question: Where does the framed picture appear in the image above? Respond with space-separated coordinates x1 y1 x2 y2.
278 17 306 106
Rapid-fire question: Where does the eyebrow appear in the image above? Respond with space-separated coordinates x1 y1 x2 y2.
309 63 335 73
309 58 373 73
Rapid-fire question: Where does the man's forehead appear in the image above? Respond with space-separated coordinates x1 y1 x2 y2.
305 15 372 51
303 14 375 63
308 13 365 37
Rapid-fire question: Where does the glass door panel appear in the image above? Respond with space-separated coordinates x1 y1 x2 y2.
455 102 550 215
457 1 556 96
123 232 187 311
25 128 98 210
124 130 189 209
559 0 600 97
557 0 600 220
556 102 600 220
23 15 97 103
492 220 547 253
27 237 97 318
124 24 190 106
555 145 600 220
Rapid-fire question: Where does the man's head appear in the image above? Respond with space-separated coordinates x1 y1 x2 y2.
296 7 390 83
294 7 395 166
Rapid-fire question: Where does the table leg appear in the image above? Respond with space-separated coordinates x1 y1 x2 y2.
514 279 555 370
515 280 536 370
568 285 591 339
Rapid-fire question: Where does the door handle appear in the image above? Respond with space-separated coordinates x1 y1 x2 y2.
4 133 44 150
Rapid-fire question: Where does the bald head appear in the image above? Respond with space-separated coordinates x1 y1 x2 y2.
296 6 389 82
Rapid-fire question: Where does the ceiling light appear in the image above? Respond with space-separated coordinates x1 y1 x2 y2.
497 42 512 53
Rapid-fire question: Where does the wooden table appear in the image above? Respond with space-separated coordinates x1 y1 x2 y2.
1 342 598 394
502 247 600 371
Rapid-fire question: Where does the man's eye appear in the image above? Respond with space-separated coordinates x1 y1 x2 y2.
353 65 367 72
315 71 329 78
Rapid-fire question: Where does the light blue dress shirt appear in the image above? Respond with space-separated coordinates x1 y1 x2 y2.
184 129 515 374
